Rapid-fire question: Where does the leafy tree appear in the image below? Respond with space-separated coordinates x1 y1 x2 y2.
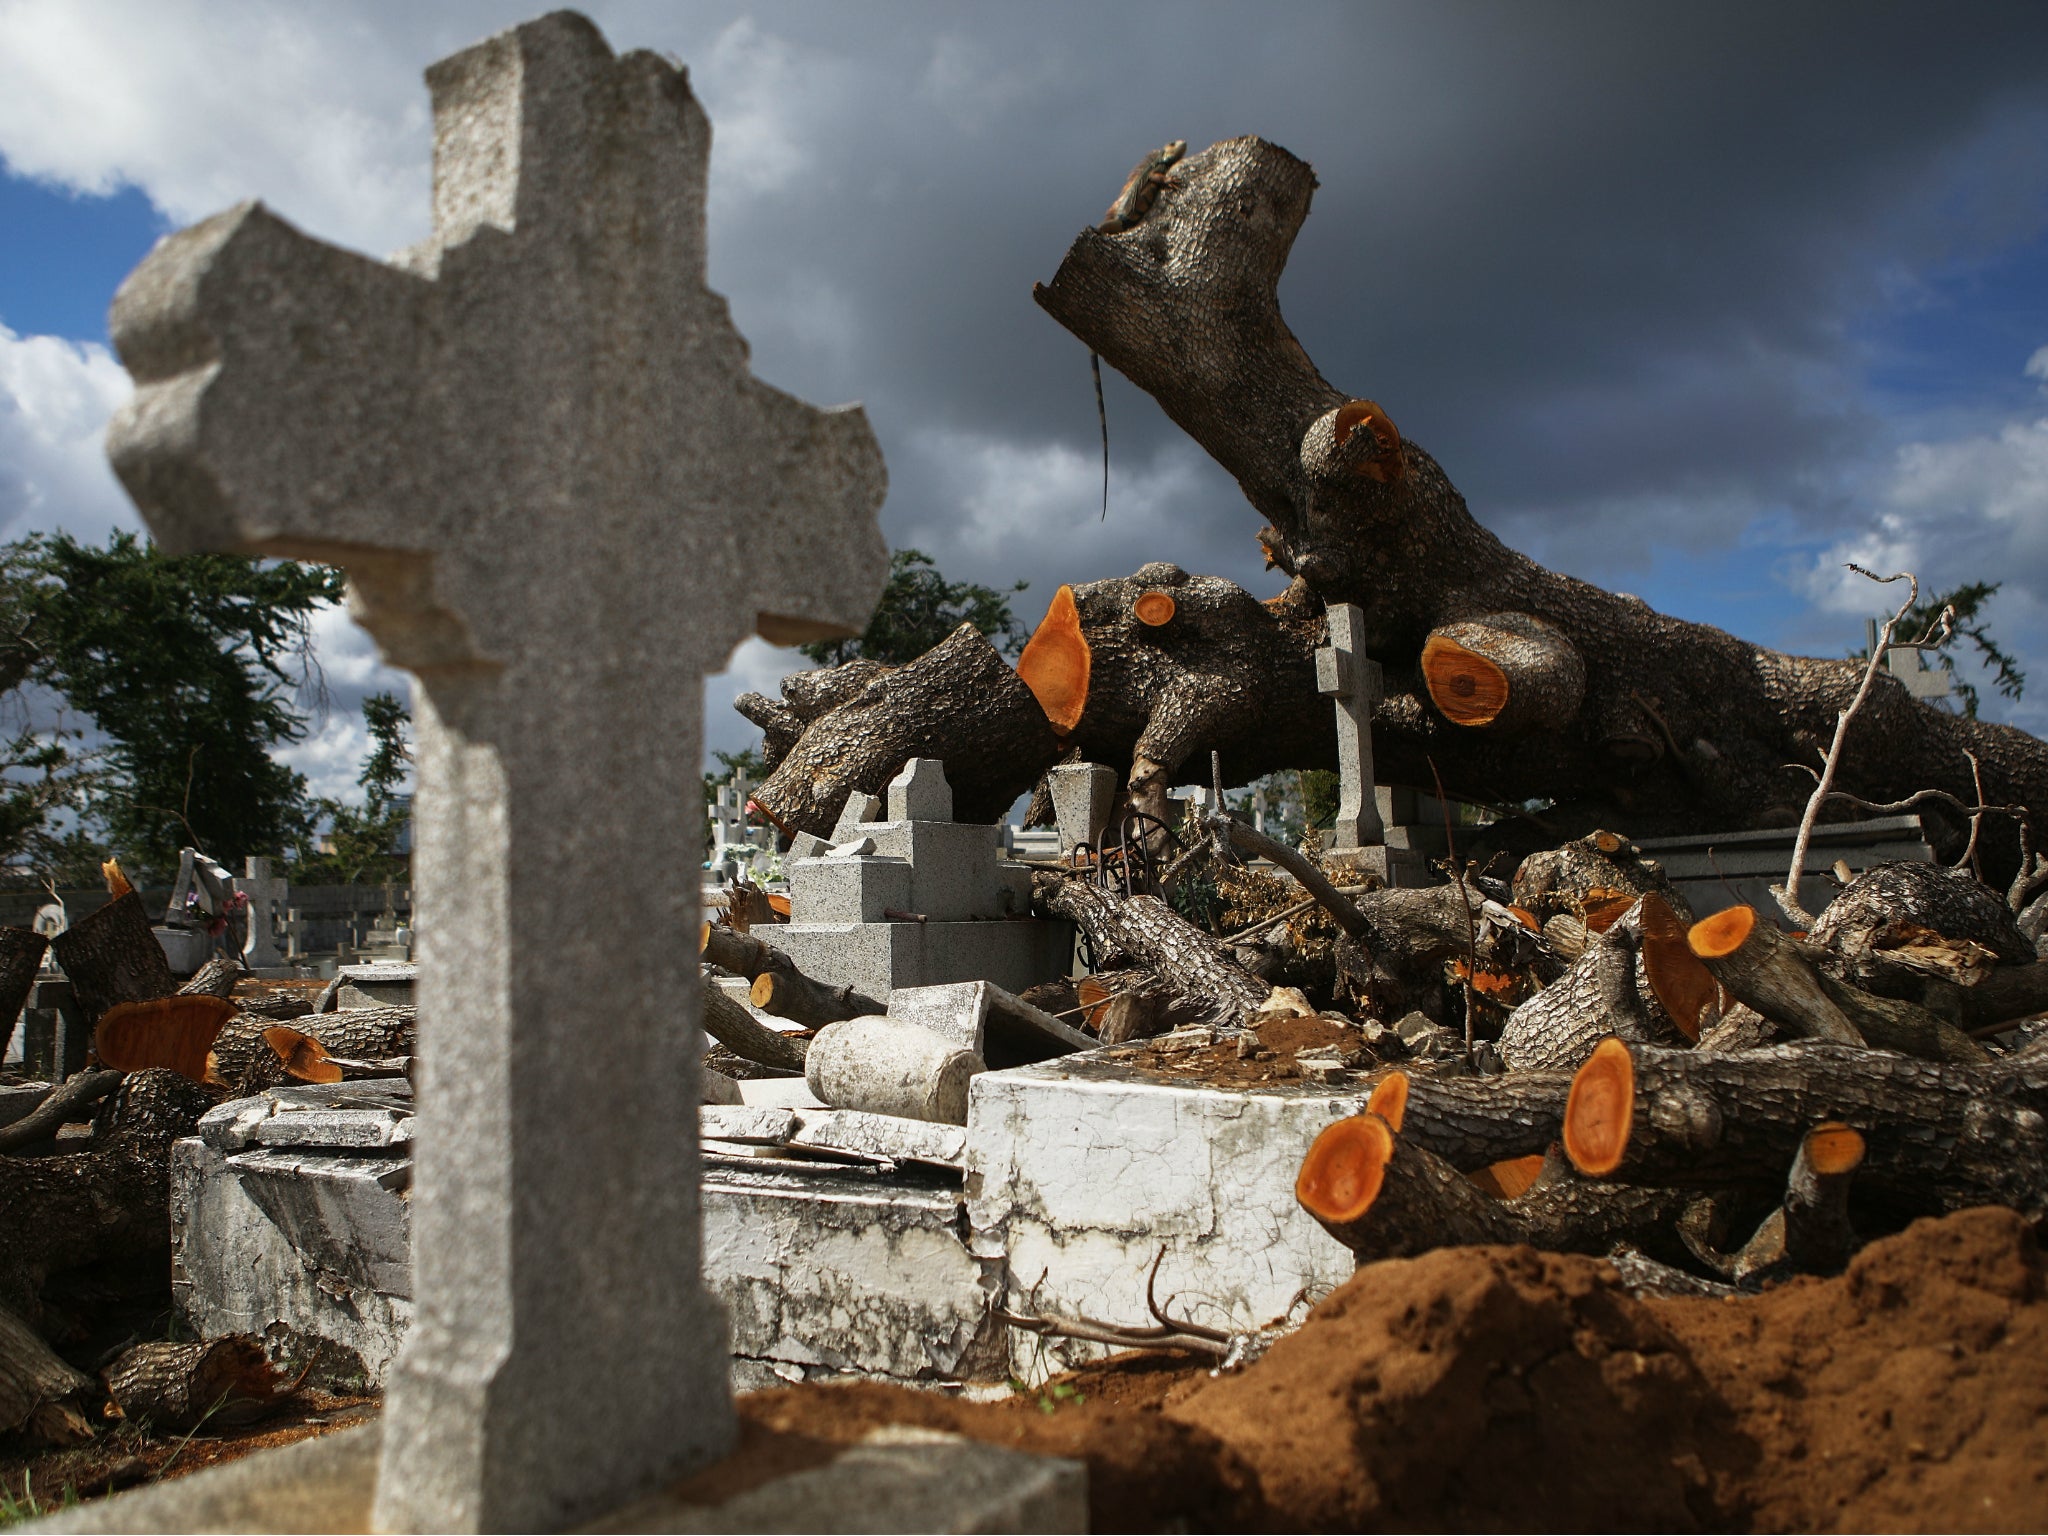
295 692 413 885
800 548 1028 668
2 531 344 878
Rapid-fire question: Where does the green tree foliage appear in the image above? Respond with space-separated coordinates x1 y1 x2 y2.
295 692 413 885
2 531 343 877
800 548 1028 668
1892 581 2026 718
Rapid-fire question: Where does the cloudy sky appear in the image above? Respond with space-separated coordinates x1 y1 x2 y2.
3 0 2047 803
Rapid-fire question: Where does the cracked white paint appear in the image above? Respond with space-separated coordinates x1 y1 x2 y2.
966 1059 1363 1382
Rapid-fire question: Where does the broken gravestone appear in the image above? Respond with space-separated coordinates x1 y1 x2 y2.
104 12 886 1530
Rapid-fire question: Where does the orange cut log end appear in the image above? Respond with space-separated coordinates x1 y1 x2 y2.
1420 634 1511 726
96 995 237 1083
749 973 781 1010
102 858 133 900
1563 1036 1636 1177
1468 1153 1548 1201
1582 893 1635 934
1331 400 1404 481
1593 831 1626 855
1133 590 1177 627
1364 1070 1410 1133
1637 891 1717 1043
1016 585 1092 735
1689 904 1758 960
263 1025 342 1085
1297 1113 1396 1225
1805 1121 1866 1177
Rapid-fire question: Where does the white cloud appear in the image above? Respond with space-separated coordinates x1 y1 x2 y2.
0 323 135 543
0 0 437 257
1801 347 2048 729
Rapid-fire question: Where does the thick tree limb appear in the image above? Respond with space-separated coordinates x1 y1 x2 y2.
1031 135 2048 876
1033 872 1269 1028
1562 1037 2048 1219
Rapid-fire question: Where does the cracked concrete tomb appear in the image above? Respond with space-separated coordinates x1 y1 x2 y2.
103 9 887 1529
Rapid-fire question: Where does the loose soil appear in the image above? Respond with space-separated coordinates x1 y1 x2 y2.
734 1207 2048 1532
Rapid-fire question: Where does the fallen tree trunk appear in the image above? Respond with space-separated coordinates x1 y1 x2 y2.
104 1336 302 1432
215 1005 416 1093
1496 902 1682 1071
1562 1037 2048 1218
1029 135 2048 875
1296 1112 1689 1264
1032 872 1270 1028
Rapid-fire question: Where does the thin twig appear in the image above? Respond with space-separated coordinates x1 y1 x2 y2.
1778 568 1952 928
1957 751 1990 879
1427 756 1481 1069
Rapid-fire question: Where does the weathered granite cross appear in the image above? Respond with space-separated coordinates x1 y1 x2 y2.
1316 602 1386 858
104 13 887 1531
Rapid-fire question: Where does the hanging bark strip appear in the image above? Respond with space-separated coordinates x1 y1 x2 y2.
1032 134 2048 873
1562 1036 2048 1218
1295 1112 1688 1265
1363 1067 1573 1170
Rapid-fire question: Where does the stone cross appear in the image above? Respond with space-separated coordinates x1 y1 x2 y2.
235 856 288 970
104 13 887 1531
1315 603 1385 852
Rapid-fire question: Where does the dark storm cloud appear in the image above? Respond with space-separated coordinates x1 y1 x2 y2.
643 0 2048 636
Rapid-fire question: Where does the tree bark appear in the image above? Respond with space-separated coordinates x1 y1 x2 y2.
701 980 809 1074
104 1336 300 1432
746 621 1062 836
216 1005 416 1094
177 955 242 1001
1030 134 2048 877
0 1301 95 1444
0 927 48 1052
50 891 175 1029
1563 1037 2048 1219
1033 872 1270 1028
703 922 885 1026
0 1068 217 1321
1365 1066 1573 1169
1497 903 1684 1071
0 1069 121 1154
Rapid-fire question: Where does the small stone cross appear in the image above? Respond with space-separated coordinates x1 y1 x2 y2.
1316 603 1386 852
105 13 887 1531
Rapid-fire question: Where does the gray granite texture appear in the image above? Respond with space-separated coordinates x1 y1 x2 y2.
101 10 887 1530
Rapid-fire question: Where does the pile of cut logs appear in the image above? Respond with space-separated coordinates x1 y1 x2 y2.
0 865 413 1443
1282 838 2048 1290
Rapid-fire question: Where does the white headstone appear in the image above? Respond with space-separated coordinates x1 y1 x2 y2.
104 13 888 1529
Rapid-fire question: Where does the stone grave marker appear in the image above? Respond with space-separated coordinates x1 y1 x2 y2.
103 12 887 1530
1316 602 1385 855
235 856 289 970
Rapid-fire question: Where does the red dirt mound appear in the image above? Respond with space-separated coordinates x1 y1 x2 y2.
736 1209 2048 1532
1648 1206 2048 1533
